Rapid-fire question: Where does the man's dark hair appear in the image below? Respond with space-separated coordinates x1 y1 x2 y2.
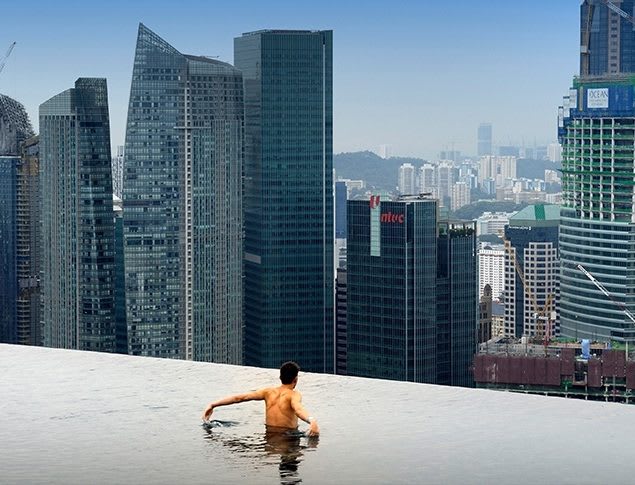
280 361 300 384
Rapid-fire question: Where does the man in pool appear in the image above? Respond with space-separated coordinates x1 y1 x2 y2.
201 361 320 436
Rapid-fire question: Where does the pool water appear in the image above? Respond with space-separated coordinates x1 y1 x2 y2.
3 344 635 484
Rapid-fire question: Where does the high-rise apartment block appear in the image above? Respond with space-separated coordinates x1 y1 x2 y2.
451 181 470 211
235 30 334 372
398 163 416 195
477 122 492 157
346 195 477 385
123 25 243 363
478 244 505 300
558 1 635 343
503 205 559 339
40 78 116 352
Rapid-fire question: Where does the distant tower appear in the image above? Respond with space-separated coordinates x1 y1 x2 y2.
112 145 124 199
419 164 436 195
504 205 559 339
398 163 416 194
451 182 470 211
378 144 391 159
477 123 492 157
40 79 116 352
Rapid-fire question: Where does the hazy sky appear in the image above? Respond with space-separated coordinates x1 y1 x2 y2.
0 0 579 159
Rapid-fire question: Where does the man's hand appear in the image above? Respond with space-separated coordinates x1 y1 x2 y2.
201 403 214 422
307 419 319 437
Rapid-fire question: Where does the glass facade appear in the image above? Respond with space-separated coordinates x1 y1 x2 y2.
0 157 18 343
235 30 334 372
17 136 41 346
335 181 347 239
40 78 116 352
581 1 635 76
346 198 476 385
123 24 243 363
437 223 478 387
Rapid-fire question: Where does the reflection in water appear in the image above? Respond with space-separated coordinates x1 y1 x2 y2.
203 422 318 484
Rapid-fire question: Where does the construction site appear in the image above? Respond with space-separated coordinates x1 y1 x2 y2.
474 338 635 403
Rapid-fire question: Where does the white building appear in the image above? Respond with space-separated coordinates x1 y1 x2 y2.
451 182 470 211
544 169 561 184
479 156 517 188
436 161 454 200
378 144 391 159
398 163 416 195
478 245 505 300
475 212 515 236
419 164 436 194
547 143 562 163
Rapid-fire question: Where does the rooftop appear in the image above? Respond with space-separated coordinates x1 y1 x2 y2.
509 204 560 227
3 344 635 484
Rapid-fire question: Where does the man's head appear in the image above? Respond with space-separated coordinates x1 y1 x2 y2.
280 361 300 385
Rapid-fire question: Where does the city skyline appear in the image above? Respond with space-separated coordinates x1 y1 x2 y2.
0 1 578 159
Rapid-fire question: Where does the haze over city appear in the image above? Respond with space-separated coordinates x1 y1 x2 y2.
1 0 578 158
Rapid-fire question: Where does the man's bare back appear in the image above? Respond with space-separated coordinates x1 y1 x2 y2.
201 361 319 436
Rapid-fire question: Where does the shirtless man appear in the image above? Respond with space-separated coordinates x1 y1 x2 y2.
201 361 320 436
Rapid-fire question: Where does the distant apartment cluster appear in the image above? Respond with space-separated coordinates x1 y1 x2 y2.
377 129 563 214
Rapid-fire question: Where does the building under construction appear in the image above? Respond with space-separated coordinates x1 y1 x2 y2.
474 337 635 403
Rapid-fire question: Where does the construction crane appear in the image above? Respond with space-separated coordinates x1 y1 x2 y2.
0 41 16 77
500 230 556 343
577 264 635 325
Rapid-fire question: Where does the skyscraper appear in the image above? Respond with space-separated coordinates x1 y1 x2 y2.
40 78 116 351
0 155 18 344
503 205 559 339
346 195 477 385
477 123 492 157
17 136 41 346
235 30 334 373
123 24 243 363
559 2 635 343
398 163 416 195
0 95 34 344
112 145 124 199
580 0 635 76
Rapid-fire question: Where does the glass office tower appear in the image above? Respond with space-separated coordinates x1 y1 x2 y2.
346 196 477 385
235 30 334 372
123 24 243 362
580 0 635 76
0 156 18 344
40 79 116 352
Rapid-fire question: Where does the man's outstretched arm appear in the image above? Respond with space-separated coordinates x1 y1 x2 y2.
201 389 267 421
291 393 319 436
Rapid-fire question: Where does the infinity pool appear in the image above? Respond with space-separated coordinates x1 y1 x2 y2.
3 344 635 484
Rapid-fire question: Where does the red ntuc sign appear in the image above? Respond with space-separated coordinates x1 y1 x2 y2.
369 195 404 223
380 212 404 223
